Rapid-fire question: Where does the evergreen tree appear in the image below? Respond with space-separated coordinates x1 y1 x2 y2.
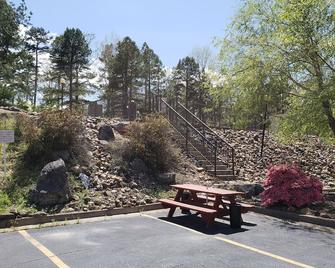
25 26 50 107
0 0 30 106
114 37 141 118
173 56 201 112
99 43 123 116
50 28 91 109
141 42 164 112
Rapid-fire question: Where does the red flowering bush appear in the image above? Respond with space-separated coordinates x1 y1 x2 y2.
261 164 324 208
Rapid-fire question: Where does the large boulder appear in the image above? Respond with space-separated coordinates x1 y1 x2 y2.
229 180 264 198
97 124 115 141
30 159 71 206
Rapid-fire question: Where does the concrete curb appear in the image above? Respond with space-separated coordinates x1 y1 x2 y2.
1 203 334 230
0 203 163 229
253 206 335 228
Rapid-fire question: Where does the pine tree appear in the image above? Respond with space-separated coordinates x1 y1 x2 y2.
173 56 200 112
25 26 50 107
0 0 31 106
141 42 164 112
114 37 141 118
50 28 91 110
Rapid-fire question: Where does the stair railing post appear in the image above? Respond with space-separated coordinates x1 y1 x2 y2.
202 125 205 151
152 92 155 112
185 125 189 155
214 140 217 177
232 148 235 175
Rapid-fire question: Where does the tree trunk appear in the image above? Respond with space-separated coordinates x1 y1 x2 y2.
144 78 147 112
322 99 335 137
33 46 38 107
148 67 151 112
122 75 128 118
69 69 73 110
75 67 79 103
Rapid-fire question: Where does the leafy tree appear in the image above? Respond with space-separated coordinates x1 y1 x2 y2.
50 28 91 110
25 26 50 107
219 0 335 137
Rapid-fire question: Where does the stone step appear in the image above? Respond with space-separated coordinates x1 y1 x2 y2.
196 159 226 166
206 164 228 170
207 169 234 176
216 174 236 180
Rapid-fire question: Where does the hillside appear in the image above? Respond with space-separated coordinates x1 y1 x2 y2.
216 129 335 189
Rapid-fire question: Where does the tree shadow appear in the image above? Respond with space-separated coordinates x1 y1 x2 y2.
158 213 256 235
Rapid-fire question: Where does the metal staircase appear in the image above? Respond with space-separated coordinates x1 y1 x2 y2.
151 95 236 180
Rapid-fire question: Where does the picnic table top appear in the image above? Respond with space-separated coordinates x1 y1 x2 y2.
171 184 244 196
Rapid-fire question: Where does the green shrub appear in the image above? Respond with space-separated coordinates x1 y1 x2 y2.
0 191 11 213
126 114 179 173
16 109 83 161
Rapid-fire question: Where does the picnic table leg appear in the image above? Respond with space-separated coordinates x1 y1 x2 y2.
181 191 191 214
229 196 242 228
168 189 184 218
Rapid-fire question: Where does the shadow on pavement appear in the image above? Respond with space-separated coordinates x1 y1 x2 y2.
158 214 256 235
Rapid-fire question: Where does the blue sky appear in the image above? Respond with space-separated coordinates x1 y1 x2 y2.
14 0 241 67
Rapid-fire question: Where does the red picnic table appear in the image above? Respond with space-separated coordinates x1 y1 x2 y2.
159 184 254 228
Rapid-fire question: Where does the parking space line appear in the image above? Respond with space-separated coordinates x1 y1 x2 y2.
18 230 70 268
142 214 314 268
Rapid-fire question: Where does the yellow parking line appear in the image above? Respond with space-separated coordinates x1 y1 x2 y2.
19 230 70 268
214 236 313 268
142 214 314 268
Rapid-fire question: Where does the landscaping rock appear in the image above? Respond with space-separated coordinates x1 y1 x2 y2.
30 159 71 206
97 124 115 141
228 180 264 198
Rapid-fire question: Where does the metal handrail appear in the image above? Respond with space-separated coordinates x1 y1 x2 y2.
151 92 235 175
176 101 234 150
174 100 235 173
160 98 216 150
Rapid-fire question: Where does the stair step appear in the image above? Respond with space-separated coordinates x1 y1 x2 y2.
216 174 236 180
207 170 233 176
197 159 225 164
206 165 228 169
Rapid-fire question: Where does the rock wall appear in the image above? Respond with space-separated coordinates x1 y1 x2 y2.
216 129 335 188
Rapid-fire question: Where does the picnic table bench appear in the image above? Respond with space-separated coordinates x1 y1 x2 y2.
159 184 254 228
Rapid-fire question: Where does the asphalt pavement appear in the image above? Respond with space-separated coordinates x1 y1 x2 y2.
0 209 334 268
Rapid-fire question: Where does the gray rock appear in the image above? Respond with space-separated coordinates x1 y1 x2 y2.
229 180 264 198
157 173 176 185
97 124 115 141
30 159 71 206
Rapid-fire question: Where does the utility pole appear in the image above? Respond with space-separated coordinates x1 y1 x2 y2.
260 103 268 158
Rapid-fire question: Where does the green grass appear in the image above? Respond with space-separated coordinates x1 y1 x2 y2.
146 185 176 199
